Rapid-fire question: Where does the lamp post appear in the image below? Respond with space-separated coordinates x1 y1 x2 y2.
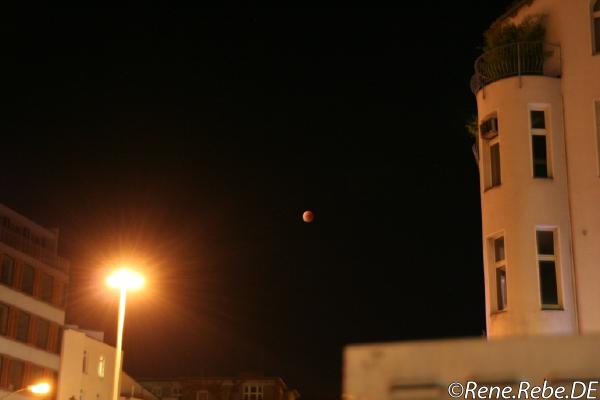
0 382 51 400
107 269 144 400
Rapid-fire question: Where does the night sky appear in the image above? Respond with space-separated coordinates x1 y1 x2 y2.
3 5 513 400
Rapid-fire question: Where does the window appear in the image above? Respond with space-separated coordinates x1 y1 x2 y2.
83 351 88 374
1 255 14 286
536 229 560 308
530 110 552 178
243 385 263 400
35 318 50 349
56 326 64 354
196 391 208 400
16 311 30 342
596 101 600 175
21 264 35 295
29 365 44 385
491 235 507 311
98 356 105 378
40 273 53 302
0 303 8 335
481 115 501 189
8 359 24 391
594 0 600 54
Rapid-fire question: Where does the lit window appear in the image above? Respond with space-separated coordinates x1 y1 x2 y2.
35 318 50 349
536 229 560 308
40 273 53 302
21 264 35 295
594 0 600 54
1 256 14 286
530 109 552 178
490 235 507 311
480 116 501 189
83 351 88 374
16 312 30 343
98 356 105 378
243 385 263 400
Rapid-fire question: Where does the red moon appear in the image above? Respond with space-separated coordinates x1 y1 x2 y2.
302 210 314 223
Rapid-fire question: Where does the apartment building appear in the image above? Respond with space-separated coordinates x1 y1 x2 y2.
141 375 300 400
0 203 69 396
343 1 600 398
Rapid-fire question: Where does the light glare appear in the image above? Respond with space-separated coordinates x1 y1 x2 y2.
107 268 144 290
29 382 51 395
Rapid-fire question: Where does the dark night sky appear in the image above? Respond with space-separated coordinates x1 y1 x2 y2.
2 5 512 399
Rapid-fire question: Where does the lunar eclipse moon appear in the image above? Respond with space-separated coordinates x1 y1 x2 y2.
302 210 314 223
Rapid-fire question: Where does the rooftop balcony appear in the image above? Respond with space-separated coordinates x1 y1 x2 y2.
470 42 561 94
0 226 69 274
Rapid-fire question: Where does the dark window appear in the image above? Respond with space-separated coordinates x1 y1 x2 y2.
530 110 546 129
57 283 68 307
595 2 600 54
490 143 501 187
494 237 505 262
16 312 30 342
1 256 14 286
21 265 35 295
83 350 88 373
537 231 555 255
56 326 64 354
40 273 53 302
532 135 549 178
36 319 50 349
0 303 8 335
8 359 24 391
496 267 507 311
29 365 44 385
539 261 559 306
0 261 12 285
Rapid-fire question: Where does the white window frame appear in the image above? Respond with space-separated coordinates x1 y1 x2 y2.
480 113 501 191
488 232 507 313
535 227 562 310
593 0 600 54
529 107 553 178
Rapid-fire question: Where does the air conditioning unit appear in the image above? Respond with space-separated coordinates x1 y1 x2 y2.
480 117 499 139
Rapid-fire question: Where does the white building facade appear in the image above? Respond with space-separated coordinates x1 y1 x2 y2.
343 1 600 398
0 204 69 396
475 0 600 337
57 328 158 400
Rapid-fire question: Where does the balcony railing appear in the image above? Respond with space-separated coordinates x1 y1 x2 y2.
470 42 561 94
0 227 69 273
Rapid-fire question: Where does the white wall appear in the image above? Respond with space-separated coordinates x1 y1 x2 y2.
57 329 117 400
344 335 600 400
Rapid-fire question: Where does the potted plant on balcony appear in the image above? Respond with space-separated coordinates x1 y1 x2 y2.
480 14 550 80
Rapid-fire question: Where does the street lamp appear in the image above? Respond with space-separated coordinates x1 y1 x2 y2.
106 268 144 400
0 382 51 400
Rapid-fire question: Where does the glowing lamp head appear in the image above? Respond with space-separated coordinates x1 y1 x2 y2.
29 382 51 395
107 269 144 290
